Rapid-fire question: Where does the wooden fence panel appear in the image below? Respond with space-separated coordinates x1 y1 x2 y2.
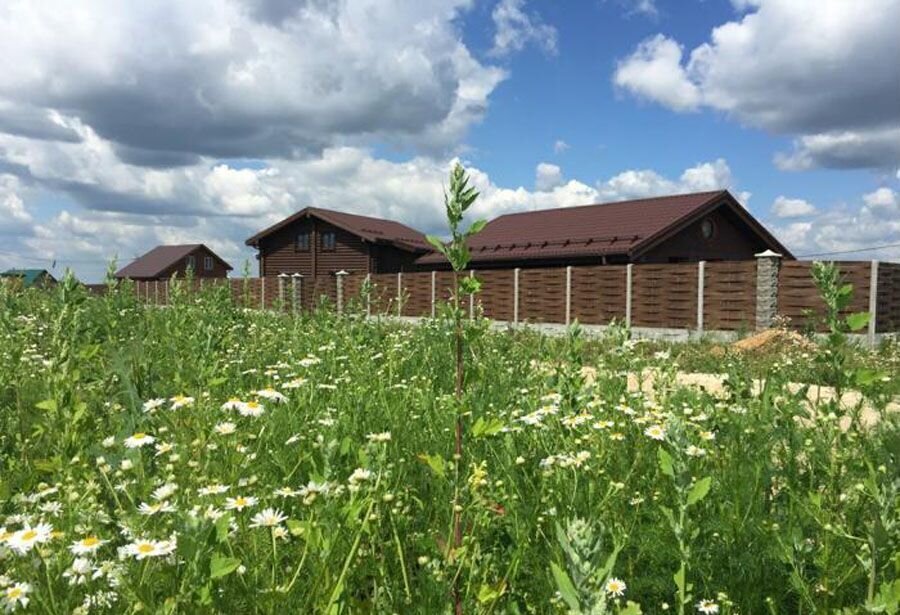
876 262 900 333
520 268 565 323
631 264 697 328
778 261 870 331
401 272 432 317
571 265 627 325
475 269 514 321
704 261 756 331
368 273 397 314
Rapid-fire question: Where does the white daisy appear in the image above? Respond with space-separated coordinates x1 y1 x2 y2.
152 483 178 501
605 577 627 597
169 395 194 410
123 432 155 448
221 398 243 411
123 537 177 560
237 401 265 418
6 523 53 554
696 600 719 614
138 501 176 516
366 432 392 443
224 495 258 511
198 484 229 496
249 508 288 528
254 388 287 403
2 582 31 611
142 398 166 413
214 422 237 435
644 425 666 441
69 535 108 555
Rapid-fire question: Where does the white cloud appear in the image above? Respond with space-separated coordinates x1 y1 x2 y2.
613 35 701 112
553 139 570 154
613 0 900 170
771 196 816 218
489 0 558 57
0 174 32 236
535 162 563 191
770 187 900 260
0 0 504 162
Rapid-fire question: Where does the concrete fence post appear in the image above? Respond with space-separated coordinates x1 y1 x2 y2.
754 250 782 330
278 273 288 311
335 270 348 314
260 277 266 310
868 260 879 347
625 264 633 328
396 272 403 317
697 261 706 335
291 273 302 316
565 266 572 326
469 270 475 319
513 267 520 325
431 271 436 318
365 273 372 317
154 280 159 305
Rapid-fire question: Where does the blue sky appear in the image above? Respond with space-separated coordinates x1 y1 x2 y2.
0 0 897 281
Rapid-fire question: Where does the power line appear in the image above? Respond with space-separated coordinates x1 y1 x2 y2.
797 242 900 258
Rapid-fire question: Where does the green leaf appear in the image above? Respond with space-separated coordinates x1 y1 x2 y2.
673 565 686 596
845 311 871 331
426 235 448 256
35 399 57 412
550 562 580 612
209 553 241 579
286 519 305 537
215 514 232 543
621 602 643 615
466 219 488 237
477 581 507 604
657 447 675 478
472 417 505 438
416 453 446 479
686 477 712 507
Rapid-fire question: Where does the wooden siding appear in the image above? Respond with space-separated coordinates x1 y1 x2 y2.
154 246 230 280
777 261 871 331
259 218 370 277
703 261 756 331
876 262 900 333
631 263 697 328
640 206 769 263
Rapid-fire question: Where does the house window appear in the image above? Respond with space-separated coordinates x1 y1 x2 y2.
700 218 716 240
322 232 336 251
204 256 214 271
295 232 310 251
186 255 196 270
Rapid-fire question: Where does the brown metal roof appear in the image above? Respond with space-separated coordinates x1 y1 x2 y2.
417 190 791 265
245 207 430 252
115 244 232 279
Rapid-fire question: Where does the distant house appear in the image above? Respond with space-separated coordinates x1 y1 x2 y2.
417 190 793 269
0 269 57 288
245 207 430 277
115 244 232 281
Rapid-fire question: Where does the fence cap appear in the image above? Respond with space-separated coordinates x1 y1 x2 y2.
334 270 349 276
277 272 289 278
291 272 303 278
755 249 782 259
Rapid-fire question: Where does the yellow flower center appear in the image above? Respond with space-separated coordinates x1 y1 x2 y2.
21 530 38 541
246 402 259 409
137 543 155 554
133 432 146 439
234 497 247 506
7 588 22 599
82 536 100 547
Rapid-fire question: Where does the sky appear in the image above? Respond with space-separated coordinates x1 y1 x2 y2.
0 0 898 282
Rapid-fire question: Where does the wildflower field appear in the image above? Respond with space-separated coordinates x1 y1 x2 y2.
0 276 898 614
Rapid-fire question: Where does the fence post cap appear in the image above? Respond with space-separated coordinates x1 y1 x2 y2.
335 270 349 276
291 272 303 278
755 249 782 258
277 272 289 278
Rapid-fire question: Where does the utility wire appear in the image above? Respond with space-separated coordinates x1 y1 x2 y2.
797 242 900 258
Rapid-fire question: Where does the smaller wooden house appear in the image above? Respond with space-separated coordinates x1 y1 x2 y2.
0 269 57 288
245 207 430 277
115 244 232 281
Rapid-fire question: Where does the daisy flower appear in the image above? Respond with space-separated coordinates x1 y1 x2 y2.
700 430 717 441
221 398 243 411
170 395 194 410
123 432 155 448
696 600 719 614
6 523 53 554
686 445 707 458
123 537 177 560
154 442 174 457
237 401 265 418
224 495 258 511
273 487 299 498
249 508 288 529
605 577 627 597
152 483 178 501
138 501 176 516
198 484 229 496
282 378 307 389
366 432 392 443
142 398 166 413
214 422 237 435
69 535 108 555
3 582 31 611
254 388 287 403
644 425 667 441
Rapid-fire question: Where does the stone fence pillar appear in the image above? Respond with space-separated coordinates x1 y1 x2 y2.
755 250 782 330
335 270 348 314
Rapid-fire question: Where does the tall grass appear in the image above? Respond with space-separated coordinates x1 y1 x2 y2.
0 271 897 613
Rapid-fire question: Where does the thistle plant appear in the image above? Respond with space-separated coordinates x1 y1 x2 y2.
426 162 486 613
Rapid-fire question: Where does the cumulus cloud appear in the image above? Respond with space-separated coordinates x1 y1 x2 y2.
535 163 563 191
489 0 558 57
770 187 900 260
771 196 816 218
613 0 900 170
0 0 504 163
0 174 32 236
553 139 570 154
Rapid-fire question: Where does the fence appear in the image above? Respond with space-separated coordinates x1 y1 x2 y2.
125 257 900 342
